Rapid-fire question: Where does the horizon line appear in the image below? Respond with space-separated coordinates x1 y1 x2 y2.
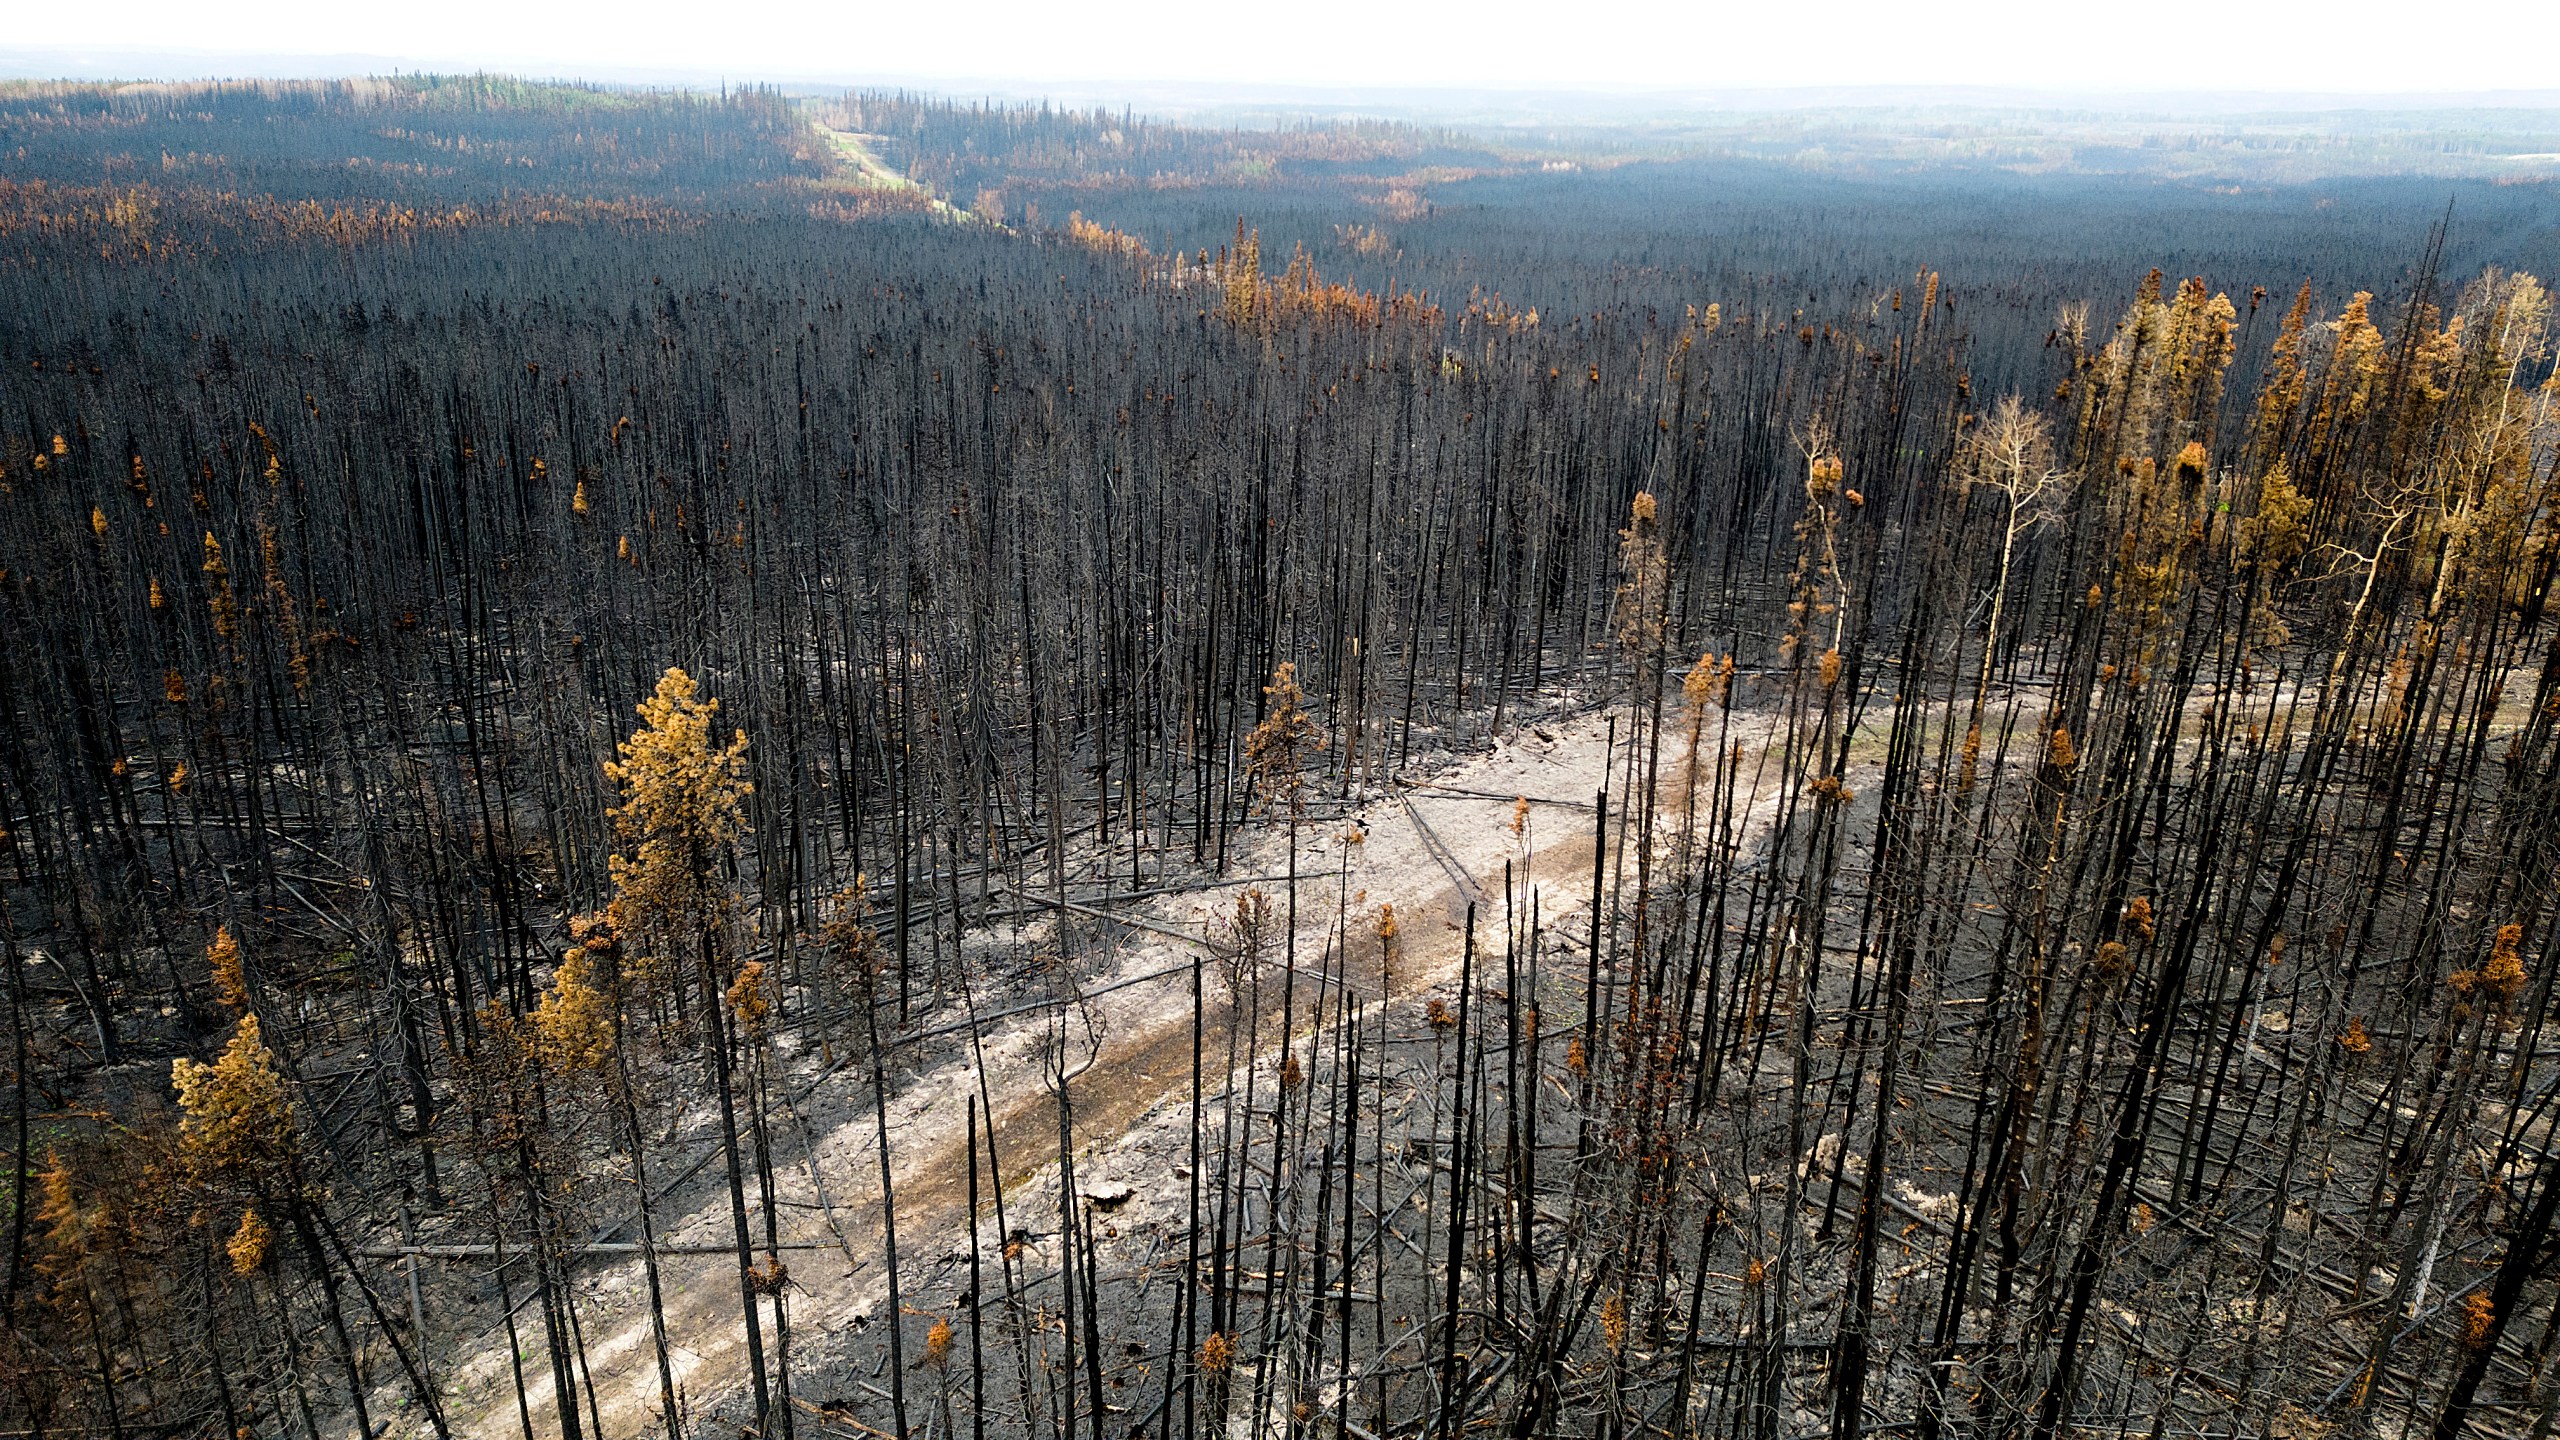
7 45 2560 114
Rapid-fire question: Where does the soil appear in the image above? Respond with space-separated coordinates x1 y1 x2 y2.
421 695 1807 1438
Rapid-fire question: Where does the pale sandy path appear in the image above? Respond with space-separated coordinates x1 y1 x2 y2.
431 705 1792 1437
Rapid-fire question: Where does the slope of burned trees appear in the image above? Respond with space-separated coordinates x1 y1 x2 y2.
2 79 2558 1440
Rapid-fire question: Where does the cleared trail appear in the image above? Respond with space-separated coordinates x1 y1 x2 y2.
436 705 1768 1436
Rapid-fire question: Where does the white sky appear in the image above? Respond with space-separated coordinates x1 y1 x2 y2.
9 0 2556 96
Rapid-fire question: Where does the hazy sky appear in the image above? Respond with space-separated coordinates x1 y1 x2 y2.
11 0 2555 94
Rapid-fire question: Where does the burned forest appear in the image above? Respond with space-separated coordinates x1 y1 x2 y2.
4 75 2560 1440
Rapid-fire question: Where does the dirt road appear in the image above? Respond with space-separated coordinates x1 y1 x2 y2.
434 705 1765 1436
